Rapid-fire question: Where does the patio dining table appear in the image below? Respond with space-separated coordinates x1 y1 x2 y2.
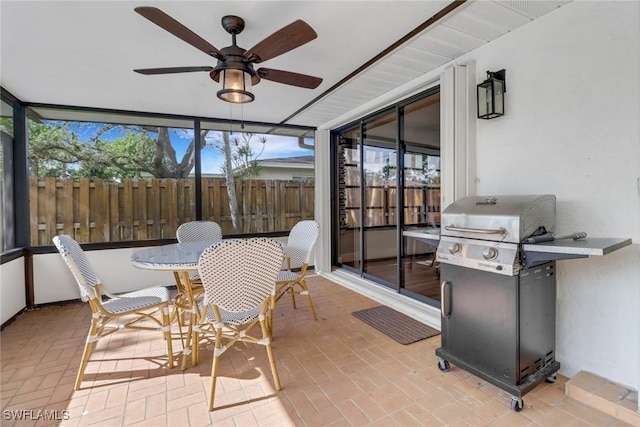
131 240 220 369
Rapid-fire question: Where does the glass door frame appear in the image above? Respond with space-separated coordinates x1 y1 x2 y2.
331 86 441 303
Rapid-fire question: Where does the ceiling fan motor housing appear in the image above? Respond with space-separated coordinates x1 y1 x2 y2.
210 45 260 85
221 15 245 35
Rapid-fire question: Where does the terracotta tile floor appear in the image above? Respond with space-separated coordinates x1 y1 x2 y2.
1 272 632 426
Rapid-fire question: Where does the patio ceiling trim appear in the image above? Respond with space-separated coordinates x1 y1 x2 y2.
279 0 468 126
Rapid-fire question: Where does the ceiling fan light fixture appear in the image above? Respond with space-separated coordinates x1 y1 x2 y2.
217 68 254 103
134 8 322 103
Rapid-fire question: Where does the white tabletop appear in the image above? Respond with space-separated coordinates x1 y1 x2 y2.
130 240 220 271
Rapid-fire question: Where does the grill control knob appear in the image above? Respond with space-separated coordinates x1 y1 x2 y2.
449 243 462 255
483 247 498 260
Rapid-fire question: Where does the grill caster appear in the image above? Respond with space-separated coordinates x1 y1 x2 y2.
545 374 557 383
510 397 524 412
437 358 450 372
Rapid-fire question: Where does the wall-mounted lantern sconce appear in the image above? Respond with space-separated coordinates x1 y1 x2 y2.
477 69 506 119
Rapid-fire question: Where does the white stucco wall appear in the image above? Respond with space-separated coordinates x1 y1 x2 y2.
460 1 639 390
0 257 26 324
33 248 176 304
33 236 295 305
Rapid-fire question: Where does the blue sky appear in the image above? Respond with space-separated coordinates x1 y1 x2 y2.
181 129 313 173
60 121 314 174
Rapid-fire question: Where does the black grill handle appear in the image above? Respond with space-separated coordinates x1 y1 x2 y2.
441 281 452 318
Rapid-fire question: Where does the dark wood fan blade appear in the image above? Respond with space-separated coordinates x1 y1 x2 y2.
245 20 317 63
257 68 322 89
135 7 223 58
134 66 213 75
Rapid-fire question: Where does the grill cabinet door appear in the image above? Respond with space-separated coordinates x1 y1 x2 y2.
440 264 519 384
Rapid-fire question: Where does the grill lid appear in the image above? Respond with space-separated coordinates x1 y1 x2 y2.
441 194 556 243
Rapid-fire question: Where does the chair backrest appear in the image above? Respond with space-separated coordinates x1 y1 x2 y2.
176 221 223 243
286 220 320 269
198 238 284 313
52 235 100 302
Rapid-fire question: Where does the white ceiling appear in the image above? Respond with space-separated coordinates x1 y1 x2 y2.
0 1 572 129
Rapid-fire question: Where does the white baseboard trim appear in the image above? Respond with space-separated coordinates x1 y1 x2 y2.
318 269 441 330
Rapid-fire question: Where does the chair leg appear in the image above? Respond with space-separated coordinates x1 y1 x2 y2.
267 295 275 334
208 355 220 411
162 305 174 368
193 328 200 366
298 278 318 321
176 311 186 349
74 315 100 390
289 284 297 309
208 328 224 411
262 320 281 391
172 295 191 348
181 311 196 370
170 304 186 347
265 343 281 391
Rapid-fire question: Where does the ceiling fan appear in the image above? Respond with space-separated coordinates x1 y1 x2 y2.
133 7 323 103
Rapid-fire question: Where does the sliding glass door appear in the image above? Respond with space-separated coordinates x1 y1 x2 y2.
333 88 441 304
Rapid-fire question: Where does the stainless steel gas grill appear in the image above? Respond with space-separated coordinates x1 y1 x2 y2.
428 194 631 412
436 194 555 276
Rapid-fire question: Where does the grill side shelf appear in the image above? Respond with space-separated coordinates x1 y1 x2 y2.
402 229 441 249
521 237 632 269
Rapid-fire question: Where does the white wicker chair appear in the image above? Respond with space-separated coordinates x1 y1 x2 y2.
52 235 174 390
176 221 223 243
195 237 284 411
175 221 223 289
270 220 320 330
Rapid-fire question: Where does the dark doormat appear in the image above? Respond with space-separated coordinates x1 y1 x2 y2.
352 305 440 345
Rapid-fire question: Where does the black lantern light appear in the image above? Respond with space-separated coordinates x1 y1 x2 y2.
212 15 257 104
477 69 506 119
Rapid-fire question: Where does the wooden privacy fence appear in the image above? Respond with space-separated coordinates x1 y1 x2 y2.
30 177 315 246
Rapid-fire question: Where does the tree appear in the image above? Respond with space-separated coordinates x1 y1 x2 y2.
221 131 240 233
28 121 80 178
27 120 206 180
205 132 267 234
232 134 266 233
